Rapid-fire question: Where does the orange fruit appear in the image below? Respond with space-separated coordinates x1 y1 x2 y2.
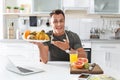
77 58 88 64
72 61 84 69
23 30 31 39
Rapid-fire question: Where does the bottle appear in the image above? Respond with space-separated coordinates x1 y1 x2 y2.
16 28 21 39
8 22 15 39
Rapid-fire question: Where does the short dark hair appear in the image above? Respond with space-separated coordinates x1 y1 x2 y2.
49 9 65 18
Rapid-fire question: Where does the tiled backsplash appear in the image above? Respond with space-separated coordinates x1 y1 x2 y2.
65 17 103 39
66 13 120 39
5 11 120 40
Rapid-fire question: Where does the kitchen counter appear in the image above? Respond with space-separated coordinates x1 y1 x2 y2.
1 39 120 43
0 39 29 43
0 55 120 80
0 39 120 80
82 39 120 43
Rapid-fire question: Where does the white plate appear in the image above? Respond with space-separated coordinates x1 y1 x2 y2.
24 39 49 43
88 75 116 80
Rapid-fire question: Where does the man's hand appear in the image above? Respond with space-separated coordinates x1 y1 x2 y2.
51 39 70 51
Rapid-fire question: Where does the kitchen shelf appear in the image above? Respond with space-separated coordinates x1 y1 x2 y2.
3 13 49 17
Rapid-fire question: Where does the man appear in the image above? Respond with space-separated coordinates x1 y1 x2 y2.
34 9 87 64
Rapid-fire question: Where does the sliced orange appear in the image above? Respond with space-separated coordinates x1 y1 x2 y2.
23 30 31 39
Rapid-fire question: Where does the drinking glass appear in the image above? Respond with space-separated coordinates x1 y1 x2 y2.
69 50 78 64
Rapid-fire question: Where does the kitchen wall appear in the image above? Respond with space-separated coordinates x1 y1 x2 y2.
65 10 102 39
65 11 120 39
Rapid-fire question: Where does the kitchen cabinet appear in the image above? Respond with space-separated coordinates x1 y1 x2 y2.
4 0 62 13
32 0 62 13
109 46 120 74
110 53 120 73
91 42 120 74
92 50 106 68
62 0 89 11
89 0 120 14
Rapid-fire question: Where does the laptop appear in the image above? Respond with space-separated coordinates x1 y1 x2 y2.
6 56 44 75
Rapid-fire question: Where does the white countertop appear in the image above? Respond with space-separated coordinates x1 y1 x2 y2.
0 39 120 80
1 39 120 43
0 55 120 80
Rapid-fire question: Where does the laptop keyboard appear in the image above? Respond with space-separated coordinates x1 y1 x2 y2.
17 66 33 73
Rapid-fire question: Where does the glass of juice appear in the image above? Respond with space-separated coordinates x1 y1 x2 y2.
69 50 78 64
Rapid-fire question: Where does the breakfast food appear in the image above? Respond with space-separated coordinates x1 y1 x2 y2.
27 35 36 40
77 58 88 64
72 61 84 69
88 75 116 80
23 30 50 40
84 63 90 69
72 58 89 69
36 30 45 40
23 30 31 39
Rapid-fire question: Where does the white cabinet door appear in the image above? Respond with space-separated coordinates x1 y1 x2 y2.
74 0 89 8
108 45 120 74
91 43 118 66
32 0 61 13
91 43 107 67
62 0 89 10
110 52 120 73
92 50 106 67
92 42 120 73
105 44 120 71
89 0 120 14
62 0 74 7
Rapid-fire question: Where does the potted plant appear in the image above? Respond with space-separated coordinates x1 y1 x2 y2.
13 6 19 13
19 7 24 13
6 6 11 13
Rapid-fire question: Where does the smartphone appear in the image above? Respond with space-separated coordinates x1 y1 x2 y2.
78 73 91 80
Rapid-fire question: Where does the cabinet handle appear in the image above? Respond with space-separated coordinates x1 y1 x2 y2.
105 52 107 66
105 53 107 61
105 52 108 62
108 52 110 61
105 52 110 66
106 52 111 67
108 52 111 67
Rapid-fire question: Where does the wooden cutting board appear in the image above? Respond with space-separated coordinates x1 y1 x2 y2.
70 64 104 74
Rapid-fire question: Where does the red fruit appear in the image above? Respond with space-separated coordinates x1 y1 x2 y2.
72 61 84 69
77 58 88 64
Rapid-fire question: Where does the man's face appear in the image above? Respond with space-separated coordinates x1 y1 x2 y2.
50 14 65 34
